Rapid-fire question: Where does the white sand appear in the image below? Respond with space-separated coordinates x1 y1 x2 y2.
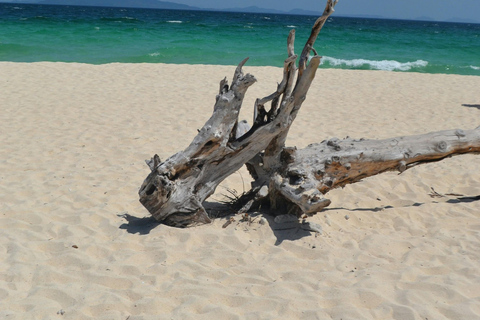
1 62 479 319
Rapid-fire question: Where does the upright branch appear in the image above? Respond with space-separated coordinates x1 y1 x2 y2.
138 1 337 227
297 0 338 80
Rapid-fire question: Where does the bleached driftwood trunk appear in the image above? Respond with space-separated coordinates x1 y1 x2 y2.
269 129 480 216
138 0 480 227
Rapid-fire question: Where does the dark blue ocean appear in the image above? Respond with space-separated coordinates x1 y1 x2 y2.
1 3 479 75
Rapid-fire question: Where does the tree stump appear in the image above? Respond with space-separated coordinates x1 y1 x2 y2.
138 0 480 227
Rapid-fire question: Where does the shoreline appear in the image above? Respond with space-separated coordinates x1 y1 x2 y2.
1 62 479 319
3 60 480 77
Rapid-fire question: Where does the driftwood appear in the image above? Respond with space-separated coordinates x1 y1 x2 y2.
138 0 480 227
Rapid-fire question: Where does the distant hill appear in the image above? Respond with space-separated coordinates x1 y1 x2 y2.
444 17 479 24
288 8 322 16
223 6 285 14
414 16 436 22
38 0 200 10
335 14 385 20
13 0 322 16
223 6 321 16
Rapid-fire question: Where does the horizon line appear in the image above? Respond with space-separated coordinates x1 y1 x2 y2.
1 1 479 24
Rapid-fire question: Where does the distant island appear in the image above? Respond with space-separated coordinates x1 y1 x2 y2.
16 0 323 16
221 6 320 16
38 0 198 10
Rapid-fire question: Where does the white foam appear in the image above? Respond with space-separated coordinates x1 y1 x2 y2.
470 65 480 70
321 56 429 71
167 20 183 23
287 25 297 28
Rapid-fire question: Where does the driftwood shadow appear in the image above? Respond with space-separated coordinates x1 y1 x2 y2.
462 104 480 110
204 201 235 218
323 194 479 215
446 195 480 204
214 210 316 245
120 195 477 238
269 219 314 245
119 213 160 235
324 202 422 213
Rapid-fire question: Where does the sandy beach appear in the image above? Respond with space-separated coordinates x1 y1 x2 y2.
1 62 479 319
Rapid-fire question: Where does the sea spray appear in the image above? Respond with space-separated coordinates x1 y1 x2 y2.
320 56 429 72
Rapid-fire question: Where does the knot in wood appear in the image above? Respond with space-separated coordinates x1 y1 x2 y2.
435 141 448 152
398 160 407 173
455 129 466 138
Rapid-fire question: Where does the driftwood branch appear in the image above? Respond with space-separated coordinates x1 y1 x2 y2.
138 0 479 228
269 128 480 216
298 0 337 80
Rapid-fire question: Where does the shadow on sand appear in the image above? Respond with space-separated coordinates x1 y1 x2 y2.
119 194 479 241
462 104 480 110
118 213 160 235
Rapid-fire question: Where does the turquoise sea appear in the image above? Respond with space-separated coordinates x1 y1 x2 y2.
1 3 479 75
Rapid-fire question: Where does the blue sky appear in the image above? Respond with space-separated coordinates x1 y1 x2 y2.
173 0 480 23
2 0 480 23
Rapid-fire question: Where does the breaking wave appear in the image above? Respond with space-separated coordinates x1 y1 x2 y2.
321 56 429 72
